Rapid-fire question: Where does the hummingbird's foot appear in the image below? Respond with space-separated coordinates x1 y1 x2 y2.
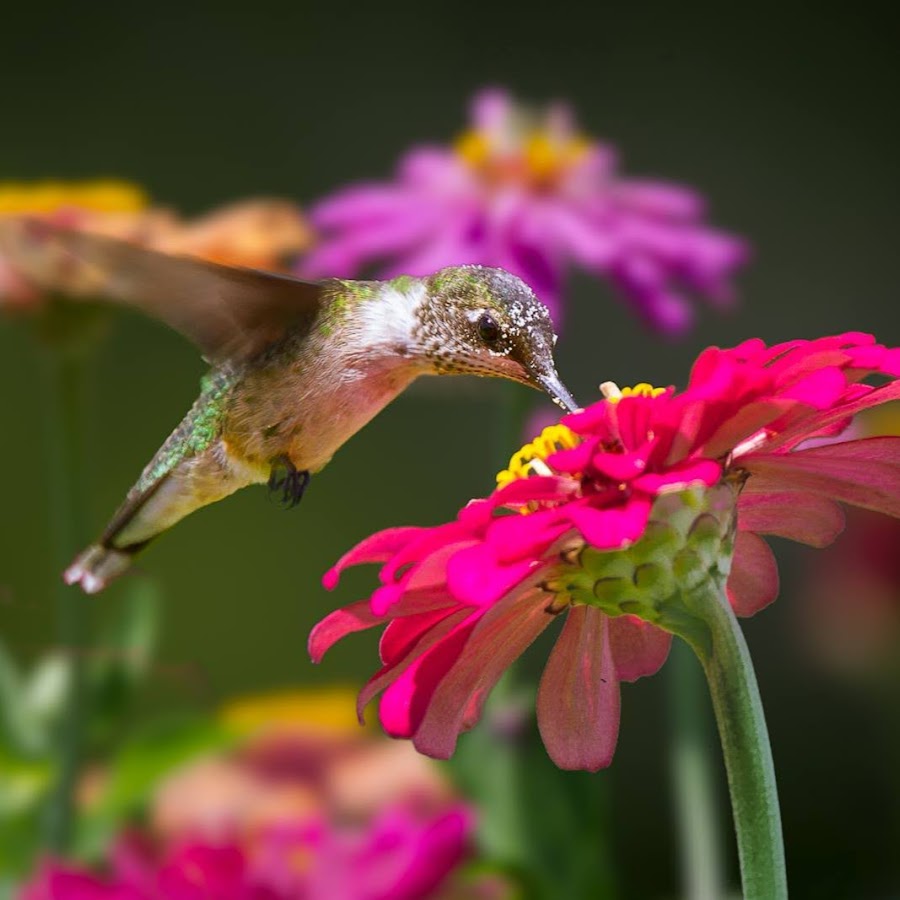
268 456 311 509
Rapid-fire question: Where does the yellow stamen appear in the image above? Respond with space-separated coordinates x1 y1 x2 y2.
601 381 666 404
496 423 580 488
0 179 147 215
454 131 491 167
454 126 590 188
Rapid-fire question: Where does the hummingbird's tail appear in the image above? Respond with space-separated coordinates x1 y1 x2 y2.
64 441 263 594
64 543 142 595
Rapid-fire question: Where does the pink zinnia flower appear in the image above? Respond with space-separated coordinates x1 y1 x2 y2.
300 88 748 333
21 805 473 900
311 333 900 770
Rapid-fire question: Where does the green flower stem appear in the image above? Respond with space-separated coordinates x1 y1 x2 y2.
41 347 91 852
668 639 727 900
682 580 787 900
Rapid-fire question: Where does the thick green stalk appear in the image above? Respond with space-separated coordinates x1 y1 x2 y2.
668 639 727 900
41 348 90 851
683 581 787 900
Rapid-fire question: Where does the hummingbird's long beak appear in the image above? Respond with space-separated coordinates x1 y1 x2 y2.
533 369 580 413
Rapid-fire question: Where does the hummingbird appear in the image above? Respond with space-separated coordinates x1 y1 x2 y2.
1 218 578 593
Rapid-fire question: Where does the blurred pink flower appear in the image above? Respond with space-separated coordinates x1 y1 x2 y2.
800 507 900 675
312 333 900 770
21 838 268 900
300 88 748 333
22 805 472 900
795 404 900 675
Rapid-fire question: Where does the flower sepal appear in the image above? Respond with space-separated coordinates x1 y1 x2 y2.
554 482 739 645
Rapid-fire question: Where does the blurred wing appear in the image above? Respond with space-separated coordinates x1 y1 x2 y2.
0 217 324 363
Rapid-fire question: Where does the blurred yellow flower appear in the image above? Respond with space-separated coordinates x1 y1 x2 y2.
220 686 366 739
0 179 147 215
0 180 313 314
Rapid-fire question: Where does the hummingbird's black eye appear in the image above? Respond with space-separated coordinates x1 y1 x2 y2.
477 313 501 345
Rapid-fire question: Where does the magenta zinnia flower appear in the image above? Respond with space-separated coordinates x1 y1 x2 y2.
300 88 748 333
312 333 900 770
21 806 472 900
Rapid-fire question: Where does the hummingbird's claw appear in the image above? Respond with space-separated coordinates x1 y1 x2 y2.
268 457 311 509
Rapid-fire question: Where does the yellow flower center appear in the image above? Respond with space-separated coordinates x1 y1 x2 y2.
600 381 666 403
455 127 590 190
0 179 147 215
496 423 580 489
495 384 666 489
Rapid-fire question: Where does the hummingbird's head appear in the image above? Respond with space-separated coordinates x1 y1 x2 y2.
415 265 579 412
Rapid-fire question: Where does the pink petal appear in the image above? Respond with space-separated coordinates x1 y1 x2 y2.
379 607 463 667
381 523 474 584
492 476 576 508
590 450 649 481
403 540 478 593
359 609 472 724
726 531 780 616
765 380 900 451
323 527 425 589
485 509 570 562
309 600 384 663
548 439 599 473
737 491 845 548
379 617 480 738
411 589 553 758
536 605 620 771
445 543 544 606
567 496 652 549
742 437 900 518
632 459 721 494
698 399 796 459
607 615 673 681
779 366 847 409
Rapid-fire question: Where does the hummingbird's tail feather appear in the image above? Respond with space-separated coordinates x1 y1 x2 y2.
65 441 264 593
64 543 144 594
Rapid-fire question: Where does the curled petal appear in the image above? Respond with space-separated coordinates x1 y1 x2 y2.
726 532 780 616
309 600 384 663
323 527 425 589
737 491 845 548
537 605 620 771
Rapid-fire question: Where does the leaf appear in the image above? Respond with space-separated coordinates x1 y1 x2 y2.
23 654 72 738
73 715 235 859
87 577 161 740
0 638 43 756
0 748 53 818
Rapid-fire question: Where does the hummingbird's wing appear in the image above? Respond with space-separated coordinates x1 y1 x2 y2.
0 217 324 363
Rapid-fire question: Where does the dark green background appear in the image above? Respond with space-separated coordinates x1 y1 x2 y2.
1 4 898 897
